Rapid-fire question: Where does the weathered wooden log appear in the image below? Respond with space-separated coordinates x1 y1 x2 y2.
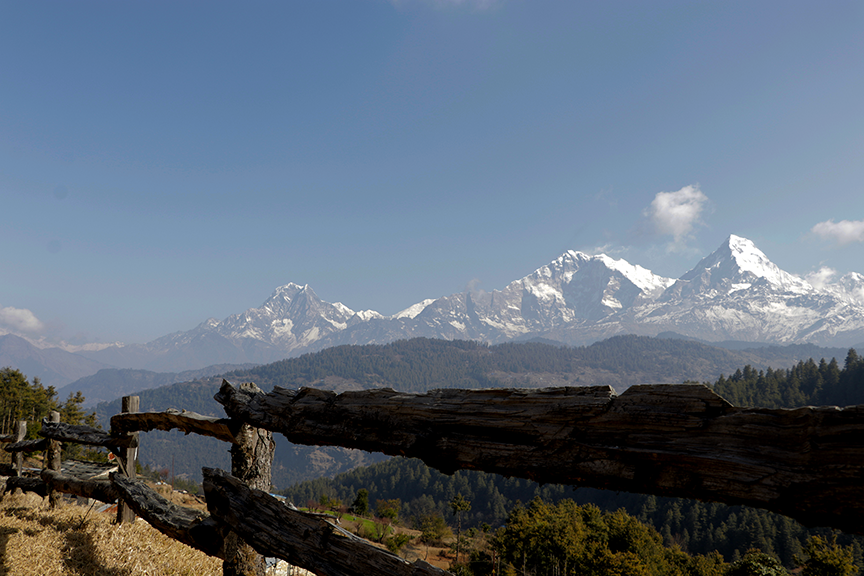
12 421 25 476
1 475 48 497
116 396 140 524
110 473 224 558
203 467 452 576
216 381 864 534
4 438 47 453
46 411 61 508
223 383 275 576
39 421 134 448
111 409 237 444
40 469 119 504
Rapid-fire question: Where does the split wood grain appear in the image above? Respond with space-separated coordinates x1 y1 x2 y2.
203 467 452 576
111 409 236 444
41 469 119 504
215 380 864 534
110 473 224 558
39 421 135 448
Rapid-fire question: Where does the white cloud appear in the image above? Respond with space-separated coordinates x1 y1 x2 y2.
0 305 46 335
804 266 836 290
810 219 864 246
644 185 709 250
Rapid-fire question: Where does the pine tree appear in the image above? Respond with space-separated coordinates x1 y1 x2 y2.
352 488 369 516
795 535 858 576
450 493 472 564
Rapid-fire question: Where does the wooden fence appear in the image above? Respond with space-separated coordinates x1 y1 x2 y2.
3 380 864 576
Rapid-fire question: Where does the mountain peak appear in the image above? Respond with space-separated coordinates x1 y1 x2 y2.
724 235 775 277
679 235 808 294
549 250 673 295
271 282 308 296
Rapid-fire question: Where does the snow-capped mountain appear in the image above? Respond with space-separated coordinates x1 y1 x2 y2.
835 272 864 304
627 235 864 343
79 235 864 371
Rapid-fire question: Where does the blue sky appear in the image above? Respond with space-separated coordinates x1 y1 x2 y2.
2 0 863 346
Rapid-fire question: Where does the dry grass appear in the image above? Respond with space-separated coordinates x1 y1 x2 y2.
0 491 222 576
1 487 451 575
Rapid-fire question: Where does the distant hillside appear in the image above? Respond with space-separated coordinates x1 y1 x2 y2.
91 335 854 489
59 363 258 407
0 334 110 389
222 335 850 393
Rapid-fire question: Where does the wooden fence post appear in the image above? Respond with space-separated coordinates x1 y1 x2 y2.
46 411 61 508
13 421 26 477
222 383 275 576
117 396 139 524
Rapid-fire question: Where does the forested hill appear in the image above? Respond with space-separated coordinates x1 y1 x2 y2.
714 348 864 407
222 335 849 393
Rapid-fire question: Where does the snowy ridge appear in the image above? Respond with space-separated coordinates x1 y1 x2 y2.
394 299 436 319
84 235 864 371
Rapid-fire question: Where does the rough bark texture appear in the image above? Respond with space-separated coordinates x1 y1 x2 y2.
203 468 452 576
41 469 119 504
111 409 236 444
117 396 140 524
223 383 275 576
216 381 864 534
46 411 62 508
39 421 134 448
3 438 47 453
13 421 25 477
110 473 224 558
1 475 47 497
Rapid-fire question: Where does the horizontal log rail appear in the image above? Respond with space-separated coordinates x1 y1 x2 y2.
202 467 451 576
39 421 135 449
1 475 48 498
41 469 119 504
4 438 47 453
111 409 236 444
215 380 864 534
111 473 224 559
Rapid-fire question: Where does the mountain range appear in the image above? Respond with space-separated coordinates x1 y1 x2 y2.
0 334 110 388
72 234 864 373
5 234 863 384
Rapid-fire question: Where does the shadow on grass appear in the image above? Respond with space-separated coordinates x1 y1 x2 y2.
62 528 133 576
5 505 133 576
0 526 20 576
